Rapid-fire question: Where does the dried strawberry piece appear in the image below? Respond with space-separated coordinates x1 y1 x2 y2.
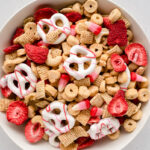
25 44 49 64
11 28 24 44
34 7 57 23
103 17 112 29
25 59 31 67
1 86 12 98
121 54 129 64
65 12 82 22
3 44 21 54
107 20 127 46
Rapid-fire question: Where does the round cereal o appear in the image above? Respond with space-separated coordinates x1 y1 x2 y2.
108 130 120 140
138 88 150 102
90 43 103 58
125 89 138 100
67 102 80 116
84 0 98 13
123 119 137 132
91 13 103 25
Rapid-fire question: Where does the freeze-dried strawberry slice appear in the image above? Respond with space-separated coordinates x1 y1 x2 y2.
108 90 128 117
3 44 21 54
111 53 126 72
11 28 24 44
25 44 49 64
65 12 82 22
25 121 44 143
34 7 57 22
107 20 127 46
103 17 112 29
58 74 70 92
125 43 148 66
1 86 12 98
6 101 28 125
88 117 100 124
121 54 129 64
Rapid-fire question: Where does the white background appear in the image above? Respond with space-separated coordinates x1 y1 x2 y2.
0 0 150 150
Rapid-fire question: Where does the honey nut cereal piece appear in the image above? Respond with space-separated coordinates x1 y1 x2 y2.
45 84 57 98
23 16 34 26
74 77 91 87
36 80 45 99
100 92 112 104
127 30 133 41
28 105 35 118
2 60 16 73
48 70 60 84
80 30 94 44
75 95 84 102
102 104 112 118
90 93 104 107
108 8 121 23
31 62 39 78
93 75 104 87
75 22 87 34
125 89 138 100
62 92 74 102
35 100 49 108
138 88 150 102
128 81 136 89
14 22 40 46
17 48 26 57
51 48 62 58
123 119 136 133
60 8 73 13
24 92 36 105
46 51 62 67
105 76 117 85
131 109 143 121
89 85 98 97
62 42 71 55
120 16 131 28
65 83 78 99
107 58 113 70
36 65 49 80
99 80 106 93
90 43 103 58
128 63 138 72
60 142 78 150
68 102 80 116
76 110 91 126
72 3 84 15
110 70 119 76
91 13 103 25
83 0 98 13
46 29 62 44
126 101 138 117
5 51 17 60
118 71 128 84
107 84 120 96
0 98 14 112
138 80 148 88
136 67 145 75
67 35 79 46
78 86 90 99
58 126 88 147
108 130 120 140
42 133 49 141
31 115 44 128
95 28 109 44
106 45 122 55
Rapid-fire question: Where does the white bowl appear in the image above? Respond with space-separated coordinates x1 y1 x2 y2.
0 0 150 150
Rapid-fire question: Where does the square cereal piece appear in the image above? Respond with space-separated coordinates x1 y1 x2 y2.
76 110 90 126
100 92 112 104
102 104 112 118
0 98 14 112
45 84 57 98
93 75 104 87
51 48 62 58
48 70 60 84
80 31 94 44
62 42 71 55
60 143 78 150
58 126 88 147
74 77 91 87
36 80 45 99
37 65 49 80
90 93 104 107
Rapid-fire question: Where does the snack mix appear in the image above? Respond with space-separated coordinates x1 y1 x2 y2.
0 0 149 149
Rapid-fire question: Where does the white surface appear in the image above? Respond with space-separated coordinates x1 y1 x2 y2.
0 0 150 150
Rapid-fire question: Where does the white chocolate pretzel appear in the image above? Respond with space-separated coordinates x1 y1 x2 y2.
37 13 70 44
63 45 96 80
88 117 120 140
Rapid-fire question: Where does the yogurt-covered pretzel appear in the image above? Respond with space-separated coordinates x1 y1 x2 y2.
88 117 120 140
37 13 70 44
42 101 75 135
63 45 96 80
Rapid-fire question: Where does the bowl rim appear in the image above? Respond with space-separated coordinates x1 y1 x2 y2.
0 0 150 150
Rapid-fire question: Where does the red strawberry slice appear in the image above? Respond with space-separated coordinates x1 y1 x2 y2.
6 101 28 125
76 137 89 146
121 54 129 64
103 17 112 29
107 20 127 46
3 44 21 54
125 43 148 66
111 53 126 72
1 86 12 98
108 90 128 117
25 44 49 64
88 117 100 124
25 121 44 143
65 12 82 22
34 8 57 23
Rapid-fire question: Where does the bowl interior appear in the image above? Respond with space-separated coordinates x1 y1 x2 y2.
0 0 150 150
